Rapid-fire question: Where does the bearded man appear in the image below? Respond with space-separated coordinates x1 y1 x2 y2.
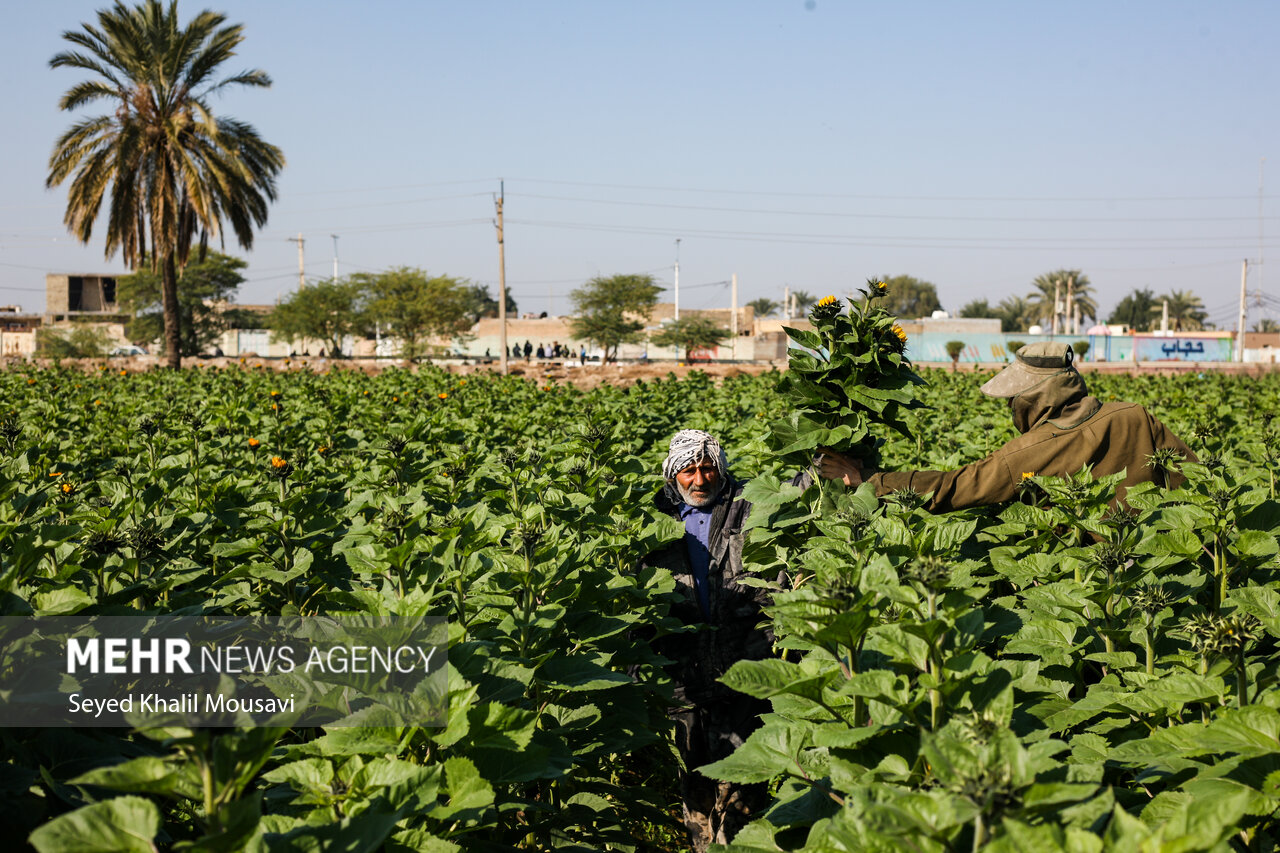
642 429 779 851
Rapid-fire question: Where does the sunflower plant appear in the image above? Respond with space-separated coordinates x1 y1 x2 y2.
768 279 925 469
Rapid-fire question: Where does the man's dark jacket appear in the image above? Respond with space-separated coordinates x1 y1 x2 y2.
642 477 779 709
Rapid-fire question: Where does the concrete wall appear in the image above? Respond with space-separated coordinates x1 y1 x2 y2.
899 330 1236 364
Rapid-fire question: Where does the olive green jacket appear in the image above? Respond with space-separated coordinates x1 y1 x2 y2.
870 369 1195 511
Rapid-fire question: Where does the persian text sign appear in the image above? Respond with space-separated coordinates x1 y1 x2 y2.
0 610 446 727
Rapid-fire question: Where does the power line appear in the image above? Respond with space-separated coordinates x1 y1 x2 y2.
509 191 1280 225
504 177 1280 204
505 218 1280 252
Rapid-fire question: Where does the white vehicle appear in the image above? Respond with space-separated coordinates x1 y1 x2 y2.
109 344 148 356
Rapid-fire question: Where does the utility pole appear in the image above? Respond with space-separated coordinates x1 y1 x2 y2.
495 181 508 376
730 273 738 361
1161 299 1169 334
1065 273 1075 335
783 285 790 319
288 233 305 290
331 234 339 281
1237 259 1249 363
1052 278 1061 336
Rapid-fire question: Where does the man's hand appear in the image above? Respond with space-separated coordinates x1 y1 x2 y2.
813 447 868 487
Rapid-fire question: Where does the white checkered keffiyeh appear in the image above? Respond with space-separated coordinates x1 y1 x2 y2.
662 429 728 483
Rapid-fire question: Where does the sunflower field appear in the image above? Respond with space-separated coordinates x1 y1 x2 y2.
2 358 1280 852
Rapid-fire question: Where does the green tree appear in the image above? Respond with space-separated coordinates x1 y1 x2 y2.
358 268 471 359
1028 270 1096 330
877 275 943 319
269 278 365 357
1253 318 1280 334
1106 287 1158 332
789 291 816 318
460 284 517 325
117 252 246 356
996 295 1036 333
1072 340 1091 359
46 0 284 370
944 340 965 371
649 316 730 358
958 298 995 319
35 325 113 359
746 297 779 318
568 273 662 362
1154 289 1208 331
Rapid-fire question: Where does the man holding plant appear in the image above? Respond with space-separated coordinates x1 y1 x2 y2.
814 341 1194 509
643 429 778 850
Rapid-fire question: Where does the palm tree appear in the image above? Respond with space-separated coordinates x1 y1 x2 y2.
46 0 284 368
995 295 1035 333
1152 289 1208 332
789 290 816 318
1027 270 1096 332
746 297 779 318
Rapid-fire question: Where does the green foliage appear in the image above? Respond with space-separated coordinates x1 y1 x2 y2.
720 367 1280 851
1006 339 1025 354
460 283 517 324
1107 287 1158 332
1157 289 1210 331
875 274 944 318
1072 340 1091 358
35 325 113 359
944 340 966 360
118 252 246 356
958 298 994 319
357 268 471 359
46 0 283 368
567 273 661 362
649 315 730 356
995 295 1035 333
770 283 925 470
269 277 366 356
746 297 779 318
8 362 1280 851
1029 270 1096 328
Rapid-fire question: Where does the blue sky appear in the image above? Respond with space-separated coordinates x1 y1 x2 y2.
3 1 1278 327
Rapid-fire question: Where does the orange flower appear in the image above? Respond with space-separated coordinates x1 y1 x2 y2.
438 392 448 400
317 445 329 455
1021 471 1036 481
271 456 288 469
60 482 74 495
48 471 63 478
892 324 907 344
119 369 127 376
248 438 260 449
269 390 281 398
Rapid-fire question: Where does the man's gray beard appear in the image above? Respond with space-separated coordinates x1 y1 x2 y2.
677 481 718 508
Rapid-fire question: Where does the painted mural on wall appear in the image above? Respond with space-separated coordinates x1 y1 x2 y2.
898 332 1234 364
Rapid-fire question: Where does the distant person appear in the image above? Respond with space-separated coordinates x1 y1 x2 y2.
523 340 533 362
580 346 587 366
536 344 546 359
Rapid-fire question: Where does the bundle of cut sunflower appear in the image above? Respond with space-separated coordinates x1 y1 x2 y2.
768 279 925 473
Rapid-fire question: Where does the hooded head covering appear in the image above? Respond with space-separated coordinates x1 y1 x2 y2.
981 343 1099 433
981 342 1076 398
662 430 729 502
